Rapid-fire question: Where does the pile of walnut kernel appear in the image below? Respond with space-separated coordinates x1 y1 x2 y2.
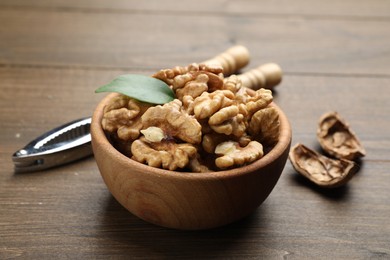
101 63 280 172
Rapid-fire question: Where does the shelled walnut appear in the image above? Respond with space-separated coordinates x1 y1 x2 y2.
249 107 280 147
215 141 264 169
289 143 358 188
131 137 198 171
101 95 152 141
102 63 281 172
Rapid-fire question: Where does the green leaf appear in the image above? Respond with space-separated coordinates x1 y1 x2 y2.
95 74 175 104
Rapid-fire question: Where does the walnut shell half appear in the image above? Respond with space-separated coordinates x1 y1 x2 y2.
317 112 366 161
289 143 358 188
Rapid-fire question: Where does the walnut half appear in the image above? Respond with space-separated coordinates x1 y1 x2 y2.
141 99 202 144
289 143 358 188
129 99 203 171
131 138 197 171
249 106 280 147
317 112 366 161
101 95 151 141
215 141 264 169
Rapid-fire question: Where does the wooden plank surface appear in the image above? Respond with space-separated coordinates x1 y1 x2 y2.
1 0 390 18
1 7 390 75
1 1 390 259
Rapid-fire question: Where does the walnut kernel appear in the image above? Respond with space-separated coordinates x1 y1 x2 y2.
102 95 151 141
141 99 202 144
140 127 166 143
249 106 280 146
215 141 264 169
131 138 197 171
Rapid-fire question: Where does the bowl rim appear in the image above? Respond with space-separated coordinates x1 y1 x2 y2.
92 93 292 180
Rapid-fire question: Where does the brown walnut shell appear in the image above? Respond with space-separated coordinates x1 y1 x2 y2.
289 143 358 188
317 112 366 160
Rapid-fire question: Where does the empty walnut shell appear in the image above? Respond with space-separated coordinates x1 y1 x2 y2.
289 143 358 188
317 112 366 161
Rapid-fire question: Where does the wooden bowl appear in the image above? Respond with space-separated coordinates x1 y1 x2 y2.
91 93 292 230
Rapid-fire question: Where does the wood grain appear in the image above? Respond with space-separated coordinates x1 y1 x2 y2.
1 0 390 259
1 0 390 18
1 8 390 75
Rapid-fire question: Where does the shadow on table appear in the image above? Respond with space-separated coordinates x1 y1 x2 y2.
290 173 351 201
98 195 273 258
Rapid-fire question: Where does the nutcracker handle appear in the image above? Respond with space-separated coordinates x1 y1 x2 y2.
203 46 282 89
203 45 250 76
238 63 282 90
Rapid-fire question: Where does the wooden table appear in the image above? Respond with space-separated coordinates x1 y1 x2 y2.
1 1 389 259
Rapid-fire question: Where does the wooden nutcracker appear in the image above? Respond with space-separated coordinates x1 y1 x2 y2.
204 45 282 90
